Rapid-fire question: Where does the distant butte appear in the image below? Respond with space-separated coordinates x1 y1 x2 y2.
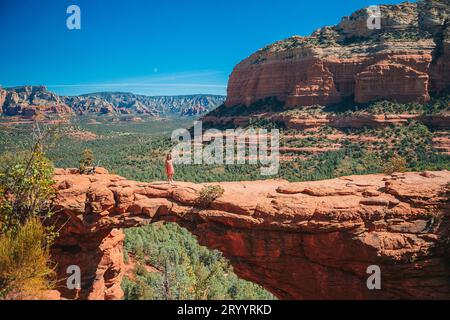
225 1 450 108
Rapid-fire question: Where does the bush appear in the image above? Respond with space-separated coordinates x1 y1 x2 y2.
198 185 225 208
383 154 407 175
0 132 58 299
79 149 94 174
0 217 56 299
0 149 55 235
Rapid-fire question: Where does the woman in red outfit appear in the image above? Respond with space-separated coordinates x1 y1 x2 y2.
165 153 175 185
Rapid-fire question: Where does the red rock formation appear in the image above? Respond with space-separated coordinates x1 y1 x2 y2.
225 1 449 108
286 60 341 106
433 134 450 155
354 61 430 103
1 86 73 118
49 168 450 300
430 25 450 92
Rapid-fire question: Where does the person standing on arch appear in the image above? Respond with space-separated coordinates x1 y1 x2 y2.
165 153 175 185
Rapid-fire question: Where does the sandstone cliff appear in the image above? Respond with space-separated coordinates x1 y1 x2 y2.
50 169 450 300
225 0 450 108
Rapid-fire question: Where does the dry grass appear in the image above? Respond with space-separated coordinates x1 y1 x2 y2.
0 218 56 300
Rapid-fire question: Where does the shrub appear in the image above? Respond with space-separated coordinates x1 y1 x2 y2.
383 154 407 175
0 149 55 235
79 149 94 174
198 185 225 208
0 131 58 299
0 217 56 299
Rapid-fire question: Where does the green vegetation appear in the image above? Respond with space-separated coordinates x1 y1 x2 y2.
0 145 55 235
258 26 433 55
122 223 275 300
343 96 449 115
1 117 448 184
379 29 433 42
323 93 450 115
0 134 57 299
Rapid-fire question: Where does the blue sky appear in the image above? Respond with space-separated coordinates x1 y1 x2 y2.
0 0 408 96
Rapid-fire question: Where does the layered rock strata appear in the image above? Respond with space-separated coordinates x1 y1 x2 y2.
225 1 450 108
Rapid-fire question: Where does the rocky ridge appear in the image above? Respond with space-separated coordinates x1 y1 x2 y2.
203 110 450 130
50 168 450 300
0 86 225 118
0 86 73 118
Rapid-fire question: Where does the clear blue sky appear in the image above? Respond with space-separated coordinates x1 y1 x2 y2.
0 0 408 96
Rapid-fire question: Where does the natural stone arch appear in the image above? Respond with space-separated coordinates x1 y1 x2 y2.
50 168 450 300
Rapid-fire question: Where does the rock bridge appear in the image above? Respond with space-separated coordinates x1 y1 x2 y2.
50 168 450 300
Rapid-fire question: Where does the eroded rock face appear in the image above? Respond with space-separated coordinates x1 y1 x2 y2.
1 86 73 117
354 61 430 103
49 169 450 300
286 60 341 106
430 23 450 92
225 1 450 108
